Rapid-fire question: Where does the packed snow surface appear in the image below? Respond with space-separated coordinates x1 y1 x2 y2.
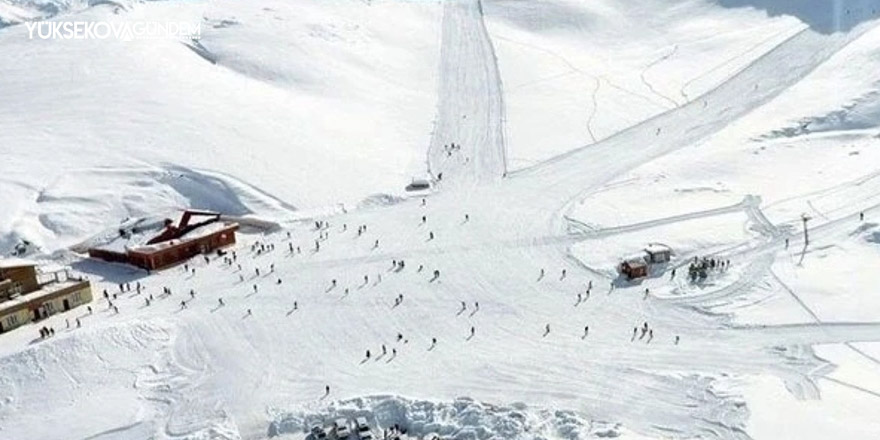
2 0 880 439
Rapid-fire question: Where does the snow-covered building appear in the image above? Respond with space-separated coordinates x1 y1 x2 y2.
619 258 648 279
619 244 674 279
0 259 92 334
644 243 672 264
88 210 239 271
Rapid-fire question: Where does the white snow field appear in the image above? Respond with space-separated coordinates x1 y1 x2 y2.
2 0 880 439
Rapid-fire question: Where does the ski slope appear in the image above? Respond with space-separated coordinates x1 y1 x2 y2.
427 0 507 185
2 1 880 439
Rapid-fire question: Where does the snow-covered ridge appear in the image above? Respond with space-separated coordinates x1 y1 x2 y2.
0 0 133 26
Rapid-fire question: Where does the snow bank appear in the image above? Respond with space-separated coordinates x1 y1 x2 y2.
268 395 627 440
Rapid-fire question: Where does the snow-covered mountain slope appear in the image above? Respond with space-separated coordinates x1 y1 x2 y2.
3 1 880 439
0 1 38 27
0 0 441 252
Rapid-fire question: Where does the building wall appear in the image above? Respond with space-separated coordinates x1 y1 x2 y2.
129 225 238 271
0 279 14 300
87 249 130 264
0 265 39 295
32 283 93 320
0 308 31 334
0 281 93 334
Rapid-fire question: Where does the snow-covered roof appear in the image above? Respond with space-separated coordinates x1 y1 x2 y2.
644 243 672 254
0 258 37 269
622 257 647 267
91 215 236 255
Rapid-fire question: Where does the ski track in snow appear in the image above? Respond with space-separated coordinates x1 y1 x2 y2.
639 44 680 109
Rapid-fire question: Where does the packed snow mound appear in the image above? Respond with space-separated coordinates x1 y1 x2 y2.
0 165 295 255
760 89 880 139
268 395 627 440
